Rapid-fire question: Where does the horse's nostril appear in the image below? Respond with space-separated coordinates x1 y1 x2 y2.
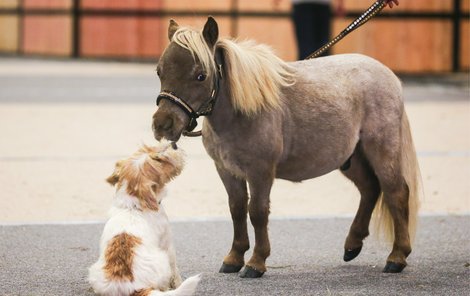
153 118 173 131
161 118 173 130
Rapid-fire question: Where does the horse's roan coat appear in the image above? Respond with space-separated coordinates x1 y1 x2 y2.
152 17 421 278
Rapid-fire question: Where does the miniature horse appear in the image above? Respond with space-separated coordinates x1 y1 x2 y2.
152 17 420 278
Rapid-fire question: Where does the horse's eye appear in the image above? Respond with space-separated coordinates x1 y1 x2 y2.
196 74 206 81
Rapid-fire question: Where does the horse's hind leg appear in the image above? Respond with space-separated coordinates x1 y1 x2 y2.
341 144 381 262
362 131 412 273
216 166 250 273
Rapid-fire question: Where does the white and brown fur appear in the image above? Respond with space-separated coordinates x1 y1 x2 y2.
88 143 200 296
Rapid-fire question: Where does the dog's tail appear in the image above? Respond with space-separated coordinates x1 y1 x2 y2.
146 274 201 296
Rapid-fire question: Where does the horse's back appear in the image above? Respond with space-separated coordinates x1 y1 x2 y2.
276 54 403 181
288 53 402 102
290 53 404 128
285 53 403 129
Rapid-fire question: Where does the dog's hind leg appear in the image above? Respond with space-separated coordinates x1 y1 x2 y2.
341 143 381 262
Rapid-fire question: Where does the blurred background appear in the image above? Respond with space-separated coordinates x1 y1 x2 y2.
0 0 469 73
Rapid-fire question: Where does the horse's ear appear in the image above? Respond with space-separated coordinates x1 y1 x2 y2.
203 16 219 48
168 19 179 41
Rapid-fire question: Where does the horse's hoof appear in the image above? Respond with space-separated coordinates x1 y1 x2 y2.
383 261 406 273
239 266 264 278
219 263 243 273
343 246 362 262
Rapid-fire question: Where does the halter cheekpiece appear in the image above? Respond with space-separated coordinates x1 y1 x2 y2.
156 50 224 134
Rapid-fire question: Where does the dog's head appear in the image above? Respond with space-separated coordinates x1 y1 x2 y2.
106 142 185 210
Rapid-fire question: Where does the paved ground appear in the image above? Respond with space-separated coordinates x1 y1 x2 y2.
1 216 469 296
0 57 469 295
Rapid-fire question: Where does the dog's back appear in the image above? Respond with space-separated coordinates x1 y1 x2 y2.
88 206 174 296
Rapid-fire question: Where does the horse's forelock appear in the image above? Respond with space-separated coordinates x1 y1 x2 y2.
171 27 216 75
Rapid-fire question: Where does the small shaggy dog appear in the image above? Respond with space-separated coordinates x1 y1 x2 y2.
88 143 200 296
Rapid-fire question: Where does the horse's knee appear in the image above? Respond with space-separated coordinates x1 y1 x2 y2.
248 206 269 227
229 202 247 221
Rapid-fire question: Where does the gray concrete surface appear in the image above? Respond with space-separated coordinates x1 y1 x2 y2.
1 216 469 296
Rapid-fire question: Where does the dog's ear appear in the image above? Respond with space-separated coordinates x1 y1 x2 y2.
106 173 119 186
128 158 162 211
149 152 162 162
106 161 123 186
126 178 159 211
139 183 159 211
168 19 179 41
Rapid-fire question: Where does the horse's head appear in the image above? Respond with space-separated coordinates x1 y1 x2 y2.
152 17 220 142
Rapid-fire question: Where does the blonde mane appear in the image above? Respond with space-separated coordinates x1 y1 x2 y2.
172 27 295 115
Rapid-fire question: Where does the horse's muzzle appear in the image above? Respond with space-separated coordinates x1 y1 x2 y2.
152 109 186 142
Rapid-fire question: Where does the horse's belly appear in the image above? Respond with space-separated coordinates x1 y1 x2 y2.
276 157 343 182
276 133 358 182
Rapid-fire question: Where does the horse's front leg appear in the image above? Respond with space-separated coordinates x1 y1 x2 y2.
216 166 250 273
240 170 274 278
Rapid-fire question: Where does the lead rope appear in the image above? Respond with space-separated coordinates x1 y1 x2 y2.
305 0 386 59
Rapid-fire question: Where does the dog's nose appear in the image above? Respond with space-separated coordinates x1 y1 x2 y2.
171 142 178 150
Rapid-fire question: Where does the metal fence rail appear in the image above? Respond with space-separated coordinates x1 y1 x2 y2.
0 0 468 72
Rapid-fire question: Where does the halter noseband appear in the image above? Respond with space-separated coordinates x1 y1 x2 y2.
156 50 223 134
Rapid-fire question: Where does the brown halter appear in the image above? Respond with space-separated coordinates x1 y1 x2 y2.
156 50 224 137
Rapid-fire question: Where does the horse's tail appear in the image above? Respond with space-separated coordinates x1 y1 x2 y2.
372 110 421 245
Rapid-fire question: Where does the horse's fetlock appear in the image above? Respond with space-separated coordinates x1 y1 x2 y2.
224 252 245 267
350 227 369 240
246 258 267 273
393 241 412 258
254 246 270 260
233 240 250 253
403 246 412 257
387 248 409 266
345 236 363 250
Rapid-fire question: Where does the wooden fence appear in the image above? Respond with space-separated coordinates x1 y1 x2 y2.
0 0 468 73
